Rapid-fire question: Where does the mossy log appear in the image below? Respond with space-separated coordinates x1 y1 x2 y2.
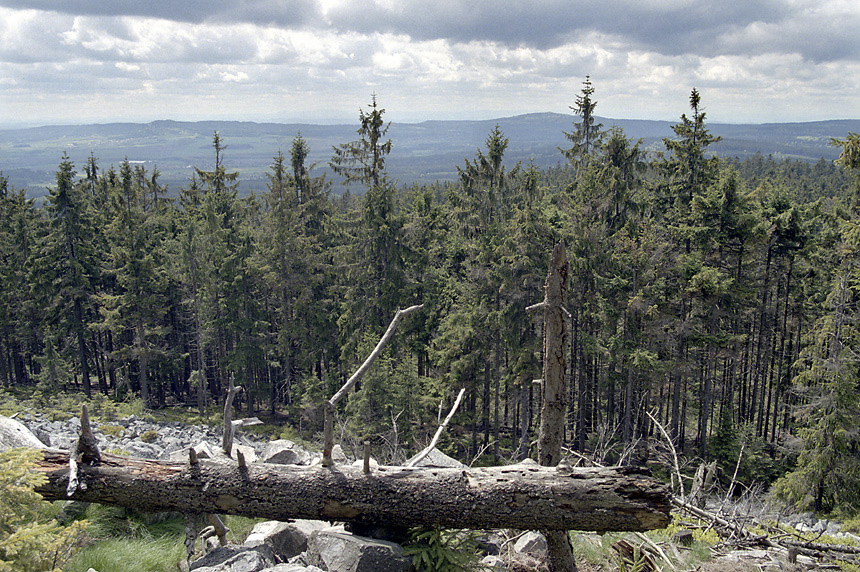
32 448 670 532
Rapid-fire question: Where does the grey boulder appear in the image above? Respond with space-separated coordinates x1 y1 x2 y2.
307 530 414 572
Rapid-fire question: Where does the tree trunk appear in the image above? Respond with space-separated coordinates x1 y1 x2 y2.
33 449 670 533
537 242 578 572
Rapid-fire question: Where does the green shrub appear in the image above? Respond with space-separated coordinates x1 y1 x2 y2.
403 527 480 572
140 430 158 443
99 425 125 438
0 448 87 571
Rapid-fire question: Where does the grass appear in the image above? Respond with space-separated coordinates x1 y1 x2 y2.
64 536 186 572
62 504 263 572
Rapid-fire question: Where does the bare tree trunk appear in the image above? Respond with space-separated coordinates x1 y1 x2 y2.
536 242 578 572
33 449 670 532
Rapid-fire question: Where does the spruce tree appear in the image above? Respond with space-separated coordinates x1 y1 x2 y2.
561 75 605 172
31 156 101 397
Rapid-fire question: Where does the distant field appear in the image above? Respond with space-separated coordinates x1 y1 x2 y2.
2 114 857 199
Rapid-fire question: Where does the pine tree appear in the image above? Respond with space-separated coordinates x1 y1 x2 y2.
99 159 169 407
561 75 605 172
31 156 101 397
330 94 392 189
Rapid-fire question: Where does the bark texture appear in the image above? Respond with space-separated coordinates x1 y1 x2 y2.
537 242 578 572
32 449 670 532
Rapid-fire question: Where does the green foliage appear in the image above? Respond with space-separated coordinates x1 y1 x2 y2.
140 429 158 443
0 448 88 572
99 424 125 438
403 527 481 572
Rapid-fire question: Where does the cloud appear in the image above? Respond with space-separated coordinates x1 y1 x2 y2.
0 0 321 26
0 1 857 125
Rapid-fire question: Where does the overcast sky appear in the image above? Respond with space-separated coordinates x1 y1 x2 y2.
1 0 858 127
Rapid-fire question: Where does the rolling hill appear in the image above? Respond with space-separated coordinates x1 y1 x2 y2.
2 113 858 200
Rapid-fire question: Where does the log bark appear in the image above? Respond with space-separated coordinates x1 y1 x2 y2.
32 449 670 532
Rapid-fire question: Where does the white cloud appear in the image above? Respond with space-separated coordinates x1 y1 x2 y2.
0 1 857 124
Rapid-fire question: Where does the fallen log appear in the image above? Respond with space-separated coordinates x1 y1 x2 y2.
32 449 671 532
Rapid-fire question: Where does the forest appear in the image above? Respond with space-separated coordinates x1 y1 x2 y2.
2 83 860 515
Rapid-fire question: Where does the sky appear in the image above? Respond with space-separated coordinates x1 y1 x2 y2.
0 0 858 127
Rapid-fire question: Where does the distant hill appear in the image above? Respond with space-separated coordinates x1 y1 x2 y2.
2 114 858 199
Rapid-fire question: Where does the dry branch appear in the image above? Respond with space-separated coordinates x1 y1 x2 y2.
406 387 465 468
322 304 423 465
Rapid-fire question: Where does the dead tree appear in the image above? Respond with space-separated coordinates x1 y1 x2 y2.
33 448 670 532
531 242 579 572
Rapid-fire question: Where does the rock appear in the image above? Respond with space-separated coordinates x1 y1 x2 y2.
476 532 505 556
350 458 379 470
513 531 547 557
194 442 217 459
244 520 328 560
812 519 827 533
190 545 276 572
0 415 47 449
331 444 349 464
307 529 414 572
261 566 325 572
404 447 465 468
261 440 311 465
826 520 842 535
226 444 258 465
123 441 164 459
481 555 509 569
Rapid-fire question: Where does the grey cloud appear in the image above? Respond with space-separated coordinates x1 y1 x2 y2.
324 0 853 62
1 0 321 26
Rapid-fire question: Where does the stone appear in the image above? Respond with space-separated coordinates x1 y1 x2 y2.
513 531 547 557
244 520 328 560
261 440 311 465
404 447 465 468
307 529 414 572
826 520 842 535
261 565 326 572
190 545 276 572
481 555 509 569
331 444 349 464
0 415 47 449
228 444 258 465
123 441 164 459
476 532 505 556
812 519 827 533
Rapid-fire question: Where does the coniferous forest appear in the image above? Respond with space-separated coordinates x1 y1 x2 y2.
3 85 860 515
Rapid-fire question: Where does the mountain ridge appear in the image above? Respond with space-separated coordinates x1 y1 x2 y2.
3 113 858 198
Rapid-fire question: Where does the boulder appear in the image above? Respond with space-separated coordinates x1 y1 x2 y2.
123 441 164 459
481 555 510 569
0 415 47 449
331 444 349 464
404 448 464 468
307 530 414 572
244 520 328 560
513 531 547 557
260 566 325 572
190 545 276 572
261 440 311 466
